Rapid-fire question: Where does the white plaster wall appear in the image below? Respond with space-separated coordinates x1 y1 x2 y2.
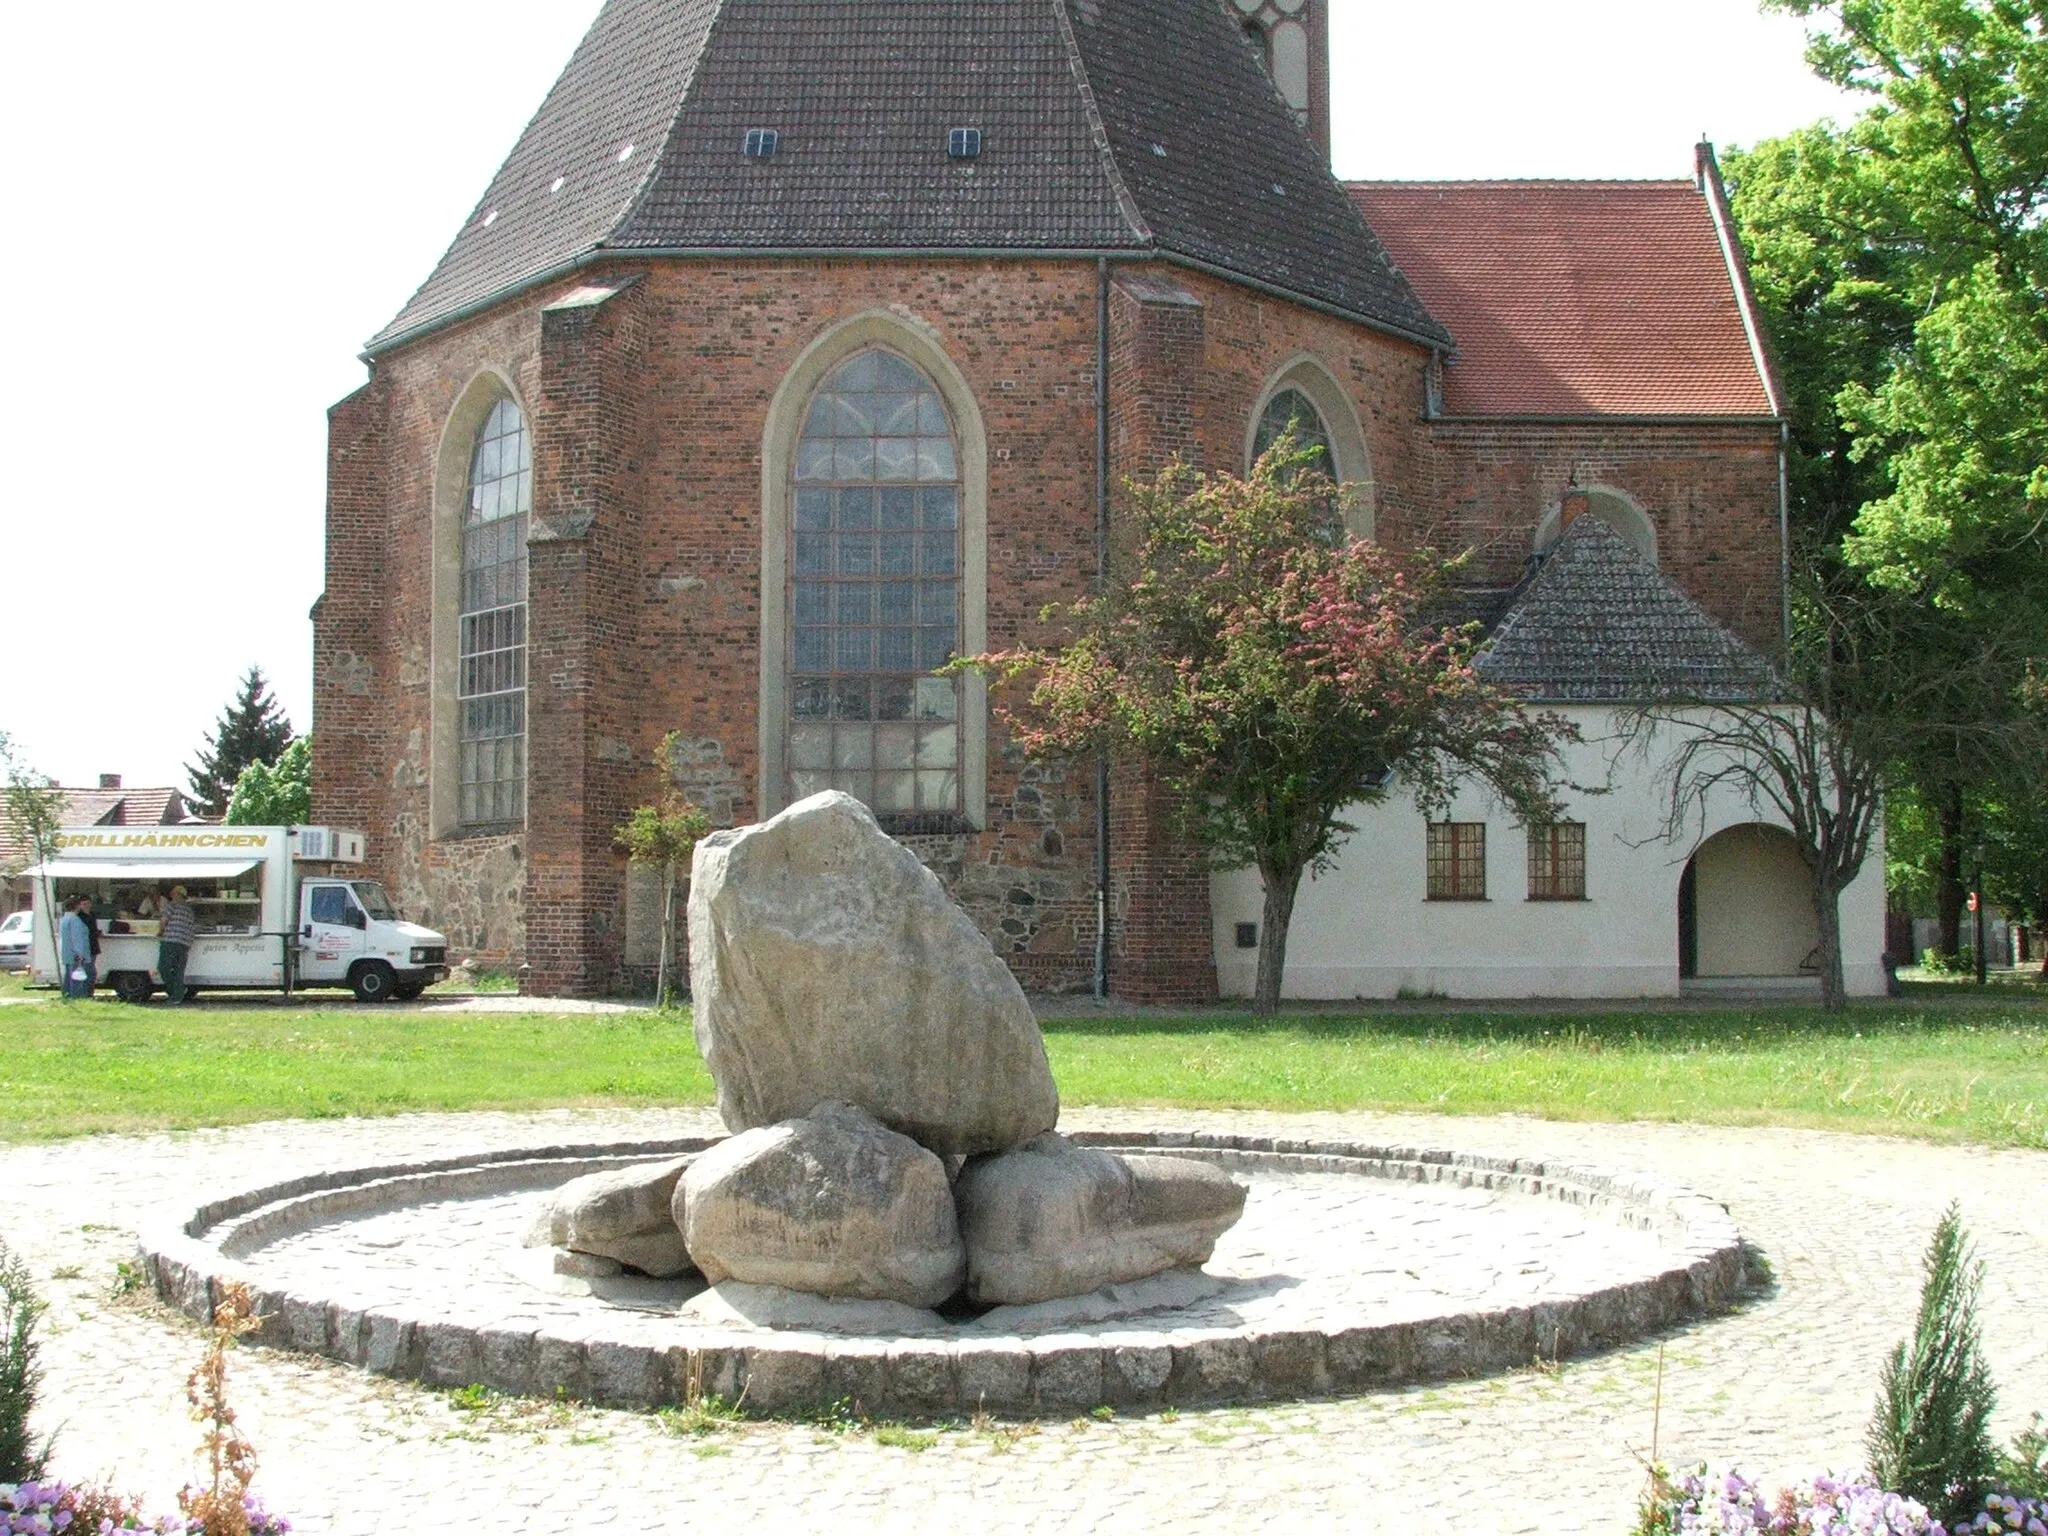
1210 706 1890 1000
1693 824 1816 977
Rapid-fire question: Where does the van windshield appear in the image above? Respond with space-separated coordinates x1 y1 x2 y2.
349 882 398 922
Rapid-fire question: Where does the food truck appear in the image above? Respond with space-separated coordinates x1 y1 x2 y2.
25 826 449 1003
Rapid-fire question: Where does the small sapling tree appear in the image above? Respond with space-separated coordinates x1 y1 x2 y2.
1 733 69 975
615 732 711 1008
1868 1203 1999 1523
966 441 1574 1015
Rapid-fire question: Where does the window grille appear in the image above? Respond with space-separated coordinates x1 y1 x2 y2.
788 349 961 819
948 127 982 160
744 128 778 158
458 396 529 826
1527 821 1588 901
1426 821 1486 901
1252 387 1333 478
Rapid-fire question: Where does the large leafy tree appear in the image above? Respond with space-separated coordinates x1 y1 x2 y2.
186 666 294 821
1726 0 2048 951
969 443 1574 1016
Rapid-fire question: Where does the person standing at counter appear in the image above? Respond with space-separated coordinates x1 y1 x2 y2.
59 896 97 1000
158 885 196 1005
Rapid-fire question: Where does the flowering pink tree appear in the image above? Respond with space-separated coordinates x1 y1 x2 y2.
971 442 1574 1015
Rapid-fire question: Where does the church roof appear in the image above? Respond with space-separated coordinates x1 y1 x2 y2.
368 0 1449 355
1475 517 1775 703
1349 180 1779 418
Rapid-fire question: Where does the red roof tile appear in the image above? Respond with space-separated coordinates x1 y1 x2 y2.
1347 180 1777 419
0 786 196 871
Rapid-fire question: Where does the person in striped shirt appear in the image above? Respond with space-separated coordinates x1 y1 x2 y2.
158 885 196 1005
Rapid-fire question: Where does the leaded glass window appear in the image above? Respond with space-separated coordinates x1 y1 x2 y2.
1527 822 1588 901
458 396 529 825
788 349 961 820
1252 387 1333 478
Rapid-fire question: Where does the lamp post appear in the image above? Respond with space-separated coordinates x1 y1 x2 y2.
1972 842 1988 987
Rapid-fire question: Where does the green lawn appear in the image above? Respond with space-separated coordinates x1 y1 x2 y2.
0 972 2043 1147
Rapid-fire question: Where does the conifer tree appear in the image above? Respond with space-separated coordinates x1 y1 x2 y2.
1867 1203 1999 1521
186 667 294 820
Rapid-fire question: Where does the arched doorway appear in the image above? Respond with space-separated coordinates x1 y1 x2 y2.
1678 825 1817 979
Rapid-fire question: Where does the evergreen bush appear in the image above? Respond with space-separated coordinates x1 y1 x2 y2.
1867 1203 1999 1521
0 1241 50 1482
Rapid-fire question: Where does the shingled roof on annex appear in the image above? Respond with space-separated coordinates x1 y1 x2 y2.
1476 517 1777 704
368 0 1448 354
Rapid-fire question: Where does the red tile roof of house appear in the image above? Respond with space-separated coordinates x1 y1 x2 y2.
1347 179 1778 419
0 785 197 872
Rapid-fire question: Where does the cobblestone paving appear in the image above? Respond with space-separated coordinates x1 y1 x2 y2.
248 1163 1675 1341
10 1107 2046 1534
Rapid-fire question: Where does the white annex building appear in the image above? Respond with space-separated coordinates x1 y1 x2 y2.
1210 520 1889 1001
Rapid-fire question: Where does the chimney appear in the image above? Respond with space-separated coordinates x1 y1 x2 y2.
98 773 122 789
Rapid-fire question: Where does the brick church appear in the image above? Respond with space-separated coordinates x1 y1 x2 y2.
314 0 1856 1002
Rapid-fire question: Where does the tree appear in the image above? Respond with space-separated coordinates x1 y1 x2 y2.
1725 2 2048 954
186 667 294 820
1632 580 2041 1010
1867 1204 1999 1524
614 733 711 1009
0 734 68 970
224 737 311 827
967 441 1574 1017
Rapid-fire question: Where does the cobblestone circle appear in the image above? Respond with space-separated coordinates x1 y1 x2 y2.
140 1133 1740 1416
11 1107 2047 1533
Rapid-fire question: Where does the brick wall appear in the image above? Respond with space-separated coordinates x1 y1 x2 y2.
313 252 1781 998
1430 420 1785 654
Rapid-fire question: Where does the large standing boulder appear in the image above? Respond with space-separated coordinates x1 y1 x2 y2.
687 791 1059 1157
676 1101 965 1308
534 1158 693 1278
954 1134 1247 1305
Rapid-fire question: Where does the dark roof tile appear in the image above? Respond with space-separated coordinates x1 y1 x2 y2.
1475 517 1774 702
369 0 1447 352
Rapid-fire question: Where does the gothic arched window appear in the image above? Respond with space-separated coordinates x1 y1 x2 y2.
1252 387 1334 478
787 349 961 818
458 396 529 825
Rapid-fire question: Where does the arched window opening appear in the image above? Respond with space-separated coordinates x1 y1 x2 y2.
458 396 529 825
1537 487 1659 565
1252 387 1334 480
788 349 961 820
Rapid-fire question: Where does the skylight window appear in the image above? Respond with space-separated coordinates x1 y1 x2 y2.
947 127 982 160
745 128 779 159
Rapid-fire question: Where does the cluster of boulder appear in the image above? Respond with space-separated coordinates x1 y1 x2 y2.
532 792 1244 1311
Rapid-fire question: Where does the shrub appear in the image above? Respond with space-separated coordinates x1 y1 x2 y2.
2000 1417 2048 1502
0 1244 50 1482
1868 1204 2000 1522
0 1481 290 1535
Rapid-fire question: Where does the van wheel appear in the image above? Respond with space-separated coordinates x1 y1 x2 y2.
350 962 397 1004
111 972 154 1005
391 983 425 1001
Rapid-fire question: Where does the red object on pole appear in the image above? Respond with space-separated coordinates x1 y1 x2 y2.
1968 892 1980 912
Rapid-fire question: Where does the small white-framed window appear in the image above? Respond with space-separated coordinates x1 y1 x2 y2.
786 349 963 822
457 397 530 826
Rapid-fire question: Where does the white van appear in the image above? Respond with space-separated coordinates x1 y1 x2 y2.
25 825 450 1003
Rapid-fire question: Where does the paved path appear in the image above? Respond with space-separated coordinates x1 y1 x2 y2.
9 1108 2045 1534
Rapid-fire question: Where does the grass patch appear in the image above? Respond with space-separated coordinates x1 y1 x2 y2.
1039 995 2048 1148
0 970 2042 1147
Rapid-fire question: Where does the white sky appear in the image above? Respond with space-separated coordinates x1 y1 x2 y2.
0 1 1857 794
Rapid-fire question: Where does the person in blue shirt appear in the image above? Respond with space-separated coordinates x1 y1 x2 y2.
58 895 97 1000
